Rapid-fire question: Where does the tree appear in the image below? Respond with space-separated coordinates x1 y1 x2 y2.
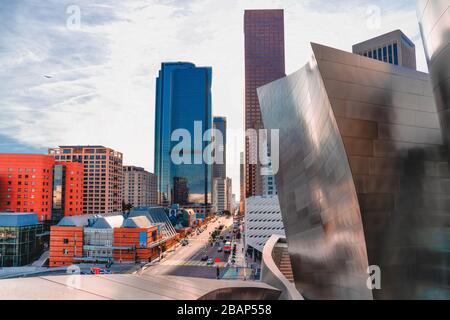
122 200 133 214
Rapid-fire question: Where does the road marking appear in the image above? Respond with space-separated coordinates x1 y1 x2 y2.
161 260 226 268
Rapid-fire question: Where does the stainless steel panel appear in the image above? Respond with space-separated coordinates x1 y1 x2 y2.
258 41 450 299
418 0 450 147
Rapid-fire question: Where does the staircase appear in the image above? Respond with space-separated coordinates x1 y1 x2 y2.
272 244 294 283
278 249 294 282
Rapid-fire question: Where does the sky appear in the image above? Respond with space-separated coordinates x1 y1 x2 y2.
0 0 426 200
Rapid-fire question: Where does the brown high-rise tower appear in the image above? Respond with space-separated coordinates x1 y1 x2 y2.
244 9 285 199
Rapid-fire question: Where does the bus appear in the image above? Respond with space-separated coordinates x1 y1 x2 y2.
224 241 232 254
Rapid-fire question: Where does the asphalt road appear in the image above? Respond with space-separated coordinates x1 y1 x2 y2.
143 216 234 279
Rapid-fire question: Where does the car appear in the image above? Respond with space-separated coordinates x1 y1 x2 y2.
201 255 209 261
218 247 223 253
90 268 111 275
206 258 214 265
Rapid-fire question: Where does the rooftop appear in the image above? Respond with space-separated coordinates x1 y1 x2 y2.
57 145 106 149
122 216 151 229
57 215 101 227
129 207 177 239
0 212 40 227
0 274 280 300
90 215 124 229
353 29 415 48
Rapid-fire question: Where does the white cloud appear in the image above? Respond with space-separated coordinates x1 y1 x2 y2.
0 0 426 200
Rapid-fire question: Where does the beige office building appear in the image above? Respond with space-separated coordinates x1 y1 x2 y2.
48 146 123 214
123 166 157 207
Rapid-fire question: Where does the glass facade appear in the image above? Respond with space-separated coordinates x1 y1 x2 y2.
0 224 44 267
51 165 65 225
154 62 213 206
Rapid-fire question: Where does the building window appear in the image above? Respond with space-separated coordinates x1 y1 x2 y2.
388 44 393 64
393 43 399 65
63 238 69 244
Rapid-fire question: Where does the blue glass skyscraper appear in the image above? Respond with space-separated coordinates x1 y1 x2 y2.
154 62 212 207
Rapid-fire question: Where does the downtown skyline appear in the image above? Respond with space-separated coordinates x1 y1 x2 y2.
0 0 429 200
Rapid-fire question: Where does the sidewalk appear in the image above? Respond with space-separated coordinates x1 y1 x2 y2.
223 227 261 280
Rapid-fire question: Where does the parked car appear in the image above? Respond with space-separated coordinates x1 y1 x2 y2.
90 268 111 275
218 247 223 253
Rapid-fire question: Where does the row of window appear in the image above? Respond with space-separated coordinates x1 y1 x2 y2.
56 155 107 160
358 42 399 65
5 168 49 173
5 188 49 194
6 181 50 186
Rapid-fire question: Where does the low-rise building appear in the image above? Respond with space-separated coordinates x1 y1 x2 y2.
0 212 45 267
82 215 124 263
49 209 173 267
128 206 179 250
49 215 98 267
113 216 163 263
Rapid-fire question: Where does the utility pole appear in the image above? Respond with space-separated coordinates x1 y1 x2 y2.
74 233 77 262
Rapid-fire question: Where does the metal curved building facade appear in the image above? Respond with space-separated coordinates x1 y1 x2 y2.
258 40 450 299
418 0 450 146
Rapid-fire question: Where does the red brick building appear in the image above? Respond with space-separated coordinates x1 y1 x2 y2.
0 154 54 221
0 154 85 223
49 225 84 267
244 10 285 198
49 214 169 267
113 217 162 263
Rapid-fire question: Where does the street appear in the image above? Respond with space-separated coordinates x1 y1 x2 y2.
142 216 236 279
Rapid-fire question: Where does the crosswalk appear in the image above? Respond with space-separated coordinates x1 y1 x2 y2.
160 260 227 268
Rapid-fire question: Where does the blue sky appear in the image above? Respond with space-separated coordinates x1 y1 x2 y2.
0 0 425 199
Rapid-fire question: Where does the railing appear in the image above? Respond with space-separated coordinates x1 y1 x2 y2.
261 234 303 300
